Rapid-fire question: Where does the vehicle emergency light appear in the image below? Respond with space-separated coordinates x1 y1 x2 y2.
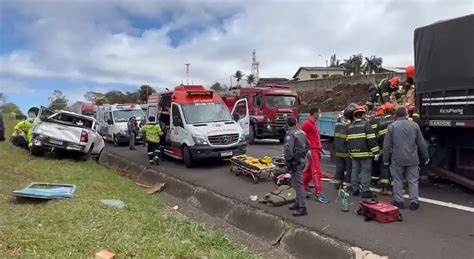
80 130 88 143
186 90 213 97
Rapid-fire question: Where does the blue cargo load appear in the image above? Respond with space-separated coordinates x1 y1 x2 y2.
299 112 340 137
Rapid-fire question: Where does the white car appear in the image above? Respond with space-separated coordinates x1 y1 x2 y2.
30 108 105 160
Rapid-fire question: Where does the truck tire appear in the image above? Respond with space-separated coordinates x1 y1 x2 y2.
249 125 256 144
183 146 194 168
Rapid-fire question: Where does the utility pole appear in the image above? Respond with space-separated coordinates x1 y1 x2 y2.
185 63 190 85
251 50 260 83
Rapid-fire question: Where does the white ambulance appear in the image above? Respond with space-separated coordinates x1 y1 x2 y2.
96 104 145 146
146 85 249 167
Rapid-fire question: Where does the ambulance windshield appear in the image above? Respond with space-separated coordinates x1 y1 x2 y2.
113 109 144 123
181 103 232 124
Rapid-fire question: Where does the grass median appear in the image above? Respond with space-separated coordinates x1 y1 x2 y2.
0 116 255 258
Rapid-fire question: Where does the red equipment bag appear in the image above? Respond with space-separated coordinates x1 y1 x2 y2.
357 199 403 223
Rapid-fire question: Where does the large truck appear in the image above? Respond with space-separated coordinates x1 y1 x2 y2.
221 84 300 143
414 14 474 186
70 103 97 118
147 85 248 167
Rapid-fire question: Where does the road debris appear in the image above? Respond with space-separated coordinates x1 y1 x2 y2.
11 183 76 200
249 195 258 201
95 250 115 259
101 199 125 209
145 183 167 194
172 205 179 210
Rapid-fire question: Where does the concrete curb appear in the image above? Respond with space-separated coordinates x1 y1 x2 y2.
99 151 358 258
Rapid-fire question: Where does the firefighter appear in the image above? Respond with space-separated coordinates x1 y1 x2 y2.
285 117 310 217
376 103 396 195
400 66 415 105
379 76 400 104
369 106 384 185
333 111 352 189
141 116 163 165
346 106 380 198
11 116 34 149
366 84 379 111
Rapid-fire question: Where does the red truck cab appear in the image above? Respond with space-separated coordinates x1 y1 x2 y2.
221 84 300 143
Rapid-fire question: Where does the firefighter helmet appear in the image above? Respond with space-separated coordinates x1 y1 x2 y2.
353 105 367 115
406 65 415 79
382 103 396 113
389 76 399 89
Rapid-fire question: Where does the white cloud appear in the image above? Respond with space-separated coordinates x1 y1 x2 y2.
0 0 472 91
0 77 35 94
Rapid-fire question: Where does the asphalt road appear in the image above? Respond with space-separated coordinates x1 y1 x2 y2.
106 141 474 259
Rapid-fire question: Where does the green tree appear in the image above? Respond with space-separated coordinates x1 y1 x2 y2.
138 85 156 103
104 90 126 104
210 82 223 91
0 102 23 116
49 90 68 111
84 92 105 104
246 74 256 86
233 70 244 85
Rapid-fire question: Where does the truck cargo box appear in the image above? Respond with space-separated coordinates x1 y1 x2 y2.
414 14 474 126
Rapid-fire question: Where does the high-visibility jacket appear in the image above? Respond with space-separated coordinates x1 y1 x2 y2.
334 122 350 158
346 119 380 159
376 115 395 149
369 115 381 131
141 123 163 143
12 120 33 143
378 78 396 104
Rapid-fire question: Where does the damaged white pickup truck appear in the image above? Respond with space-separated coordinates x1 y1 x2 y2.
30 108 105 160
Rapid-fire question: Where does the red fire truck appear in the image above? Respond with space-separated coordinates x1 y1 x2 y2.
221 84 300 143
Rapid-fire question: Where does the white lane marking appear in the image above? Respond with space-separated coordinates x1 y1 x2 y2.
369 187 474 213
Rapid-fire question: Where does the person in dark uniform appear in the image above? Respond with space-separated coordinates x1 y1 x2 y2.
0 113 5 141
333 112 352 189
376 103 396 194
284 117 310 217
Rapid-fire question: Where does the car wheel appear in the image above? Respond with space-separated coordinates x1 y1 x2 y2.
113 135 120 146
249 125 256 144
80 146 93 161
29 146 44 157
182 145 194 168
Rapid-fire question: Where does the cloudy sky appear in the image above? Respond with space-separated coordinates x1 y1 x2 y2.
0 0 472 112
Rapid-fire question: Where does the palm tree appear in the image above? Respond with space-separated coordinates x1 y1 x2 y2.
246 74 256 86
233 70 244 85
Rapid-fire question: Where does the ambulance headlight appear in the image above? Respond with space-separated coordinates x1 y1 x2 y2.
238 134 245 143
118 128 128 135
192 134 208 145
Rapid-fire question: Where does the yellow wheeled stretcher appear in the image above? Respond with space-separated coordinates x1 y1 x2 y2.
230 155 277 183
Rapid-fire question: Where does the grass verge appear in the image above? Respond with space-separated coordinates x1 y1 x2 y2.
0 116 255 258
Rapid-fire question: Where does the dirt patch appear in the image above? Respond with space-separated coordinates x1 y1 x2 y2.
299 83 370 112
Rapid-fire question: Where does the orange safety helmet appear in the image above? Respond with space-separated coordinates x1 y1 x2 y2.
389 76 399 89
383 103 395 112
406 65 415 79
353 105 367 115
375 106 384 117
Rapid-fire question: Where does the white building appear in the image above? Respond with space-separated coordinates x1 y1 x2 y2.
292 66 345 81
